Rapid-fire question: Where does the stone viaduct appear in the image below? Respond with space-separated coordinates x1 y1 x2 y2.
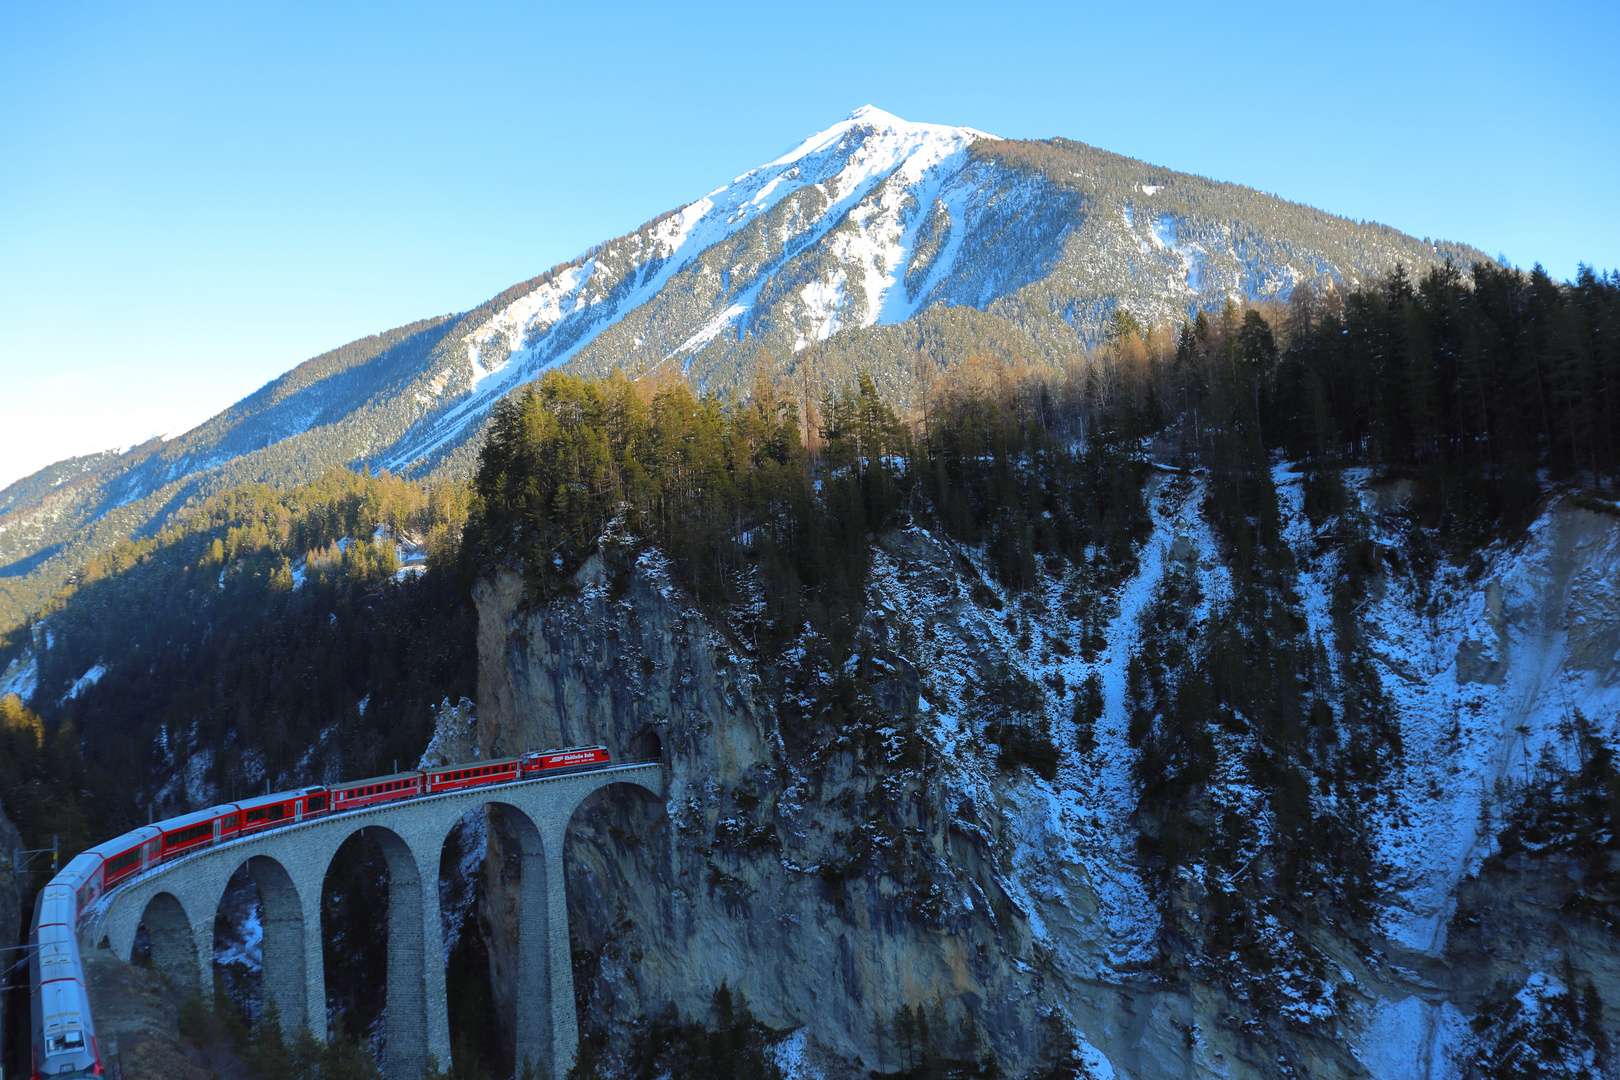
78 763 664 1080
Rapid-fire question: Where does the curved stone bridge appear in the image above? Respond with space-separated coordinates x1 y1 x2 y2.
79 762 663 1079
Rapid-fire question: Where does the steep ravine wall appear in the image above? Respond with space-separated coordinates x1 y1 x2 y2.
471 547 1063 1075
469 489 1620 1080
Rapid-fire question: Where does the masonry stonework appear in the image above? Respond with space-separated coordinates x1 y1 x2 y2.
80 764 663 1080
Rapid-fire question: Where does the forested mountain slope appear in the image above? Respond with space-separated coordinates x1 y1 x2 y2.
0 107 1484 636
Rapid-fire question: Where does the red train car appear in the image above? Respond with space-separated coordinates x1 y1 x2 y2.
232 787 329 835
520 746 610 774
156 805 239 860
85 827 162 896
332 771 423 811
424 758 520 794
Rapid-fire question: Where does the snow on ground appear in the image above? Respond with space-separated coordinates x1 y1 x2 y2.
419 697 478 768
439 809 488 964
771 1028 825 1080
1 650 38 702
215 899 265 971
1271 466 1620 955
864 477 1202 976
1271 464 1335 648
1345 482 1620 952
1075 1032 1118 1079
1038 473 1192 965
1358 995 1468 1080
61 662 106 702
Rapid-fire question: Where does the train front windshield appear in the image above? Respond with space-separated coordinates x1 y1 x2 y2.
47 1028 86 1054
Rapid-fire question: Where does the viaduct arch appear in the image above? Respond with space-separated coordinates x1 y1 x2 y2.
84 763 663 1080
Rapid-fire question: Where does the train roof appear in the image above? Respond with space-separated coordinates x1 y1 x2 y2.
85 825 161 859
34 923 82 984
56 852 103 888
232 788 325 811
426 757 520 773
39 979 91 1034
35 888 77 929
335 770 423 789
157 806 233 832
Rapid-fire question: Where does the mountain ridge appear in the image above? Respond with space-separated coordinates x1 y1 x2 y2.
0 106 1489 636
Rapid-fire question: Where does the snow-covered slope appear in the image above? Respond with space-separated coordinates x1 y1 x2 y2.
383 106 1007 469
0 106 1484 635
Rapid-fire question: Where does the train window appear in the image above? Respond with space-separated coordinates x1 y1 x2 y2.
48 1030 85 1053
308 795 326 811
167 822 214 847
267 804 286 821
246 808 267 822
107 848 142 876
226 815 238 828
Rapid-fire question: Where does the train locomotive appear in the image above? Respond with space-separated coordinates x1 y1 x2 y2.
30 884 100 1078
27 744 611 1080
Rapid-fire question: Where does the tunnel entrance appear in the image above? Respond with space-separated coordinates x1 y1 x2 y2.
626 726 664 764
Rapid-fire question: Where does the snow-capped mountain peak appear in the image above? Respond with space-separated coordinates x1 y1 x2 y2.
384 106 1005 469
762 104 998 174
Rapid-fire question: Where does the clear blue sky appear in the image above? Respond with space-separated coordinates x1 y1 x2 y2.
1 0 1615 489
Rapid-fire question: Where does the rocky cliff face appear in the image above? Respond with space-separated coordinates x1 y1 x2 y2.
470 483 1620 1080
